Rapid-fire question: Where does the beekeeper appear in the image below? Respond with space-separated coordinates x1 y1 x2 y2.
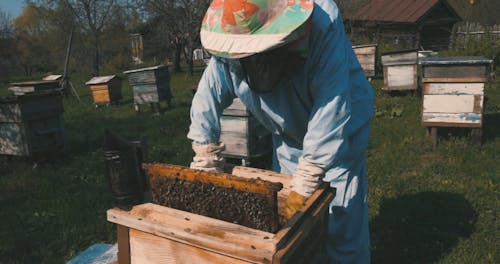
188 0 374 262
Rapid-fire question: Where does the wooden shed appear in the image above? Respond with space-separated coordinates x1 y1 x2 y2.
220 98 272 166
123 65 172 113
421 56 493 146
352 44 377 80
107 165 335 264
0 90 65 156
381 49 419 91
85 75 122 107
349 0 461 51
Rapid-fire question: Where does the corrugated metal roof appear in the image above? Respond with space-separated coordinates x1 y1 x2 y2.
352 0 441 23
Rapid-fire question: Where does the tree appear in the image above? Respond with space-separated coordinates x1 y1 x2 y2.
0 9 14 82
0 9 13 38
13 5 55 75
61 0 119 76
143 0 210 75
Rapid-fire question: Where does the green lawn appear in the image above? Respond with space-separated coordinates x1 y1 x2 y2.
0 68 498 263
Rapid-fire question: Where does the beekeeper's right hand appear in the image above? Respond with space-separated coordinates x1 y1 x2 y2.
190 142 225 173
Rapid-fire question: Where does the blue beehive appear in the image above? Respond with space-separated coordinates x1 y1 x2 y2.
124 65 172 112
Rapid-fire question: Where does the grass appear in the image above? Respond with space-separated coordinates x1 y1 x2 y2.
0 67 499 263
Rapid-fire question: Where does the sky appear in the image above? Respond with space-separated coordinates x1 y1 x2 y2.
0 0 24 18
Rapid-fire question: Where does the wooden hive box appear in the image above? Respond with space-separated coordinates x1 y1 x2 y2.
381 49 419 91
85 75 122 106
220 98 272 164
421 56 493 145
0 90 64 156
352 44 377 80
123 65 172 112
8 80 60 95
107 166 335 264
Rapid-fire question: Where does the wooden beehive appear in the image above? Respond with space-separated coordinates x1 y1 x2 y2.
220 98 271 164
0 90 64 156
421 56 492 145
85 75 122 106
352 44 377 80
8 80 60 95
107 166 335 264
381 49 419 91
123 65 172 112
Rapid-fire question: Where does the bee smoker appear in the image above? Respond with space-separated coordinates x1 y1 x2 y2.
103 130 149 209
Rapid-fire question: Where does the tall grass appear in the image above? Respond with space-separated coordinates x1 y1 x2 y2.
0 67 498 263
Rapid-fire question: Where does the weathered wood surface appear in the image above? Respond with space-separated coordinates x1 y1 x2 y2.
423 95 483 113
144 163 283 195
107 168 335 264
382 65 417 91
222 98 249 116
124 66 169 84
0 91 65 156
220 98 271 159
8 80 60 94
89 81 122 104
352 44 377 78
423 65 488 79
421 57 488 128
129 229 253 264
124 65 171 105
423 83 484 95
381 50 418 66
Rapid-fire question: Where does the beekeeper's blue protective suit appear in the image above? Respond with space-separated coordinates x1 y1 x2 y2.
188 0 374 262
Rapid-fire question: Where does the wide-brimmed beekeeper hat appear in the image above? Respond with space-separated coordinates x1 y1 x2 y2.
200 0 314 58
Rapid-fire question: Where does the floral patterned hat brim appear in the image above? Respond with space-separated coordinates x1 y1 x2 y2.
201 0 314 58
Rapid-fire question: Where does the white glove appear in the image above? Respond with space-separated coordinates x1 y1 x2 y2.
190 142 225 173
290 157 325 198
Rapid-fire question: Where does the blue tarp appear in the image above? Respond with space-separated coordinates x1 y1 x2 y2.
67 243 117 264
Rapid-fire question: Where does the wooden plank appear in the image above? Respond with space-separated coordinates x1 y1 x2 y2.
352 46 376 78
107 168 335 264
423 83 484 95
423 95 483 113
92 90 111 103
381 51 418 65
422 77 486 83
132 84 158 93
133 91 159 104
220 117 249 157
129 229 252 264
107 204 277 263
144 163 282 195
352 45 377 55
386 65 416 87
273 189 331 263
423 121 481 128
117 225 131 264
89 84 109 91
422 113 482 125
222 98 249 116
273 188 334 248
423 65 487 78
